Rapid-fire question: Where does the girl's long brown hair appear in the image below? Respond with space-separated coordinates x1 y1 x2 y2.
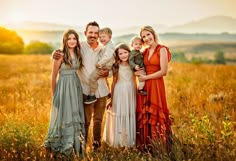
62 29 82 67
112 43 131 75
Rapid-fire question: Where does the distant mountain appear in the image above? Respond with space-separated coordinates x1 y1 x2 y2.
114 24 167 36
5 21 82 31
2 16 236 44
15 30 85 45
114 33 236 47
3 21 84 44
3 15 236 34
164 16 236 33
4 20 167 35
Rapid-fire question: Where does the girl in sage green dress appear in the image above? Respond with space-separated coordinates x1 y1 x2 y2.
44 29 85 156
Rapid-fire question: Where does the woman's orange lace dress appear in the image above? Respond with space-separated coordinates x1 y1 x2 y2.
136 44 172 150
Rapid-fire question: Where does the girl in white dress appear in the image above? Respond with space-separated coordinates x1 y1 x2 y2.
103 43 136 147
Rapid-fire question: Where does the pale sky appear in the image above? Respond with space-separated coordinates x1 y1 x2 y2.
0 0 236 28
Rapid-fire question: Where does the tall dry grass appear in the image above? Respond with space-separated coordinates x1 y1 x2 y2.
0 54 235 161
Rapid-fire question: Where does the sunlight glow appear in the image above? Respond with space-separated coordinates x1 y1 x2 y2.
7 12 26 23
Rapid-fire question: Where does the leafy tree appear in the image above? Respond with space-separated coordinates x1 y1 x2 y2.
190 57 204 65
214 51 226 64
171 51 187 62
0 27 24 54
190 57 214 65
24 41 53 54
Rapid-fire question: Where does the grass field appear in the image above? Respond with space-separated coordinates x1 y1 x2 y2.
0 54 235 161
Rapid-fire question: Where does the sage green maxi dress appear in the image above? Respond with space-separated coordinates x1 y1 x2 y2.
45 58 85 155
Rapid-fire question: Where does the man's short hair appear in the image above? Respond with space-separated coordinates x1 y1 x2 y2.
85 21 100 31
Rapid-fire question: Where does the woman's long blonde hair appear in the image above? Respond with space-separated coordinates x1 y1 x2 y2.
62 29 82 67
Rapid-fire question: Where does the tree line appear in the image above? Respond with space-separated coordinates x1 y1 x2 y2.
171 50 228 65
0 27 232 64
0 27 53 54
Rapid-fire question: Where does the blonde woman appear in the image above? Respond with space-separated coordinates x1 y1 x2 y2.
136 26 172 153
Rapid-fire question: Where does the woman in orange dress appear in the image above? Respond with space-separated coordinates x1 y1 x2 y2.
136 26 172 152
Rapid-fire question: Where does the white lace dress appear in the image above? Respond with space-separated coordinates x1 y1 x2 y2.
103 64 136 147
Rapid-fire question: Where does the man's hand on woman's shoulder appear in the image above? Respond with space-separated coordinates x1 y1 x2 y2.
52 49 63 60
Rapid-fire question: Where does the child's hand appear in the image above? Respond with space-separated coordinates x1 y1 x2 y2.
96 64 101 68
106 102 112 110
135 65 140 71
106 98 112 109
